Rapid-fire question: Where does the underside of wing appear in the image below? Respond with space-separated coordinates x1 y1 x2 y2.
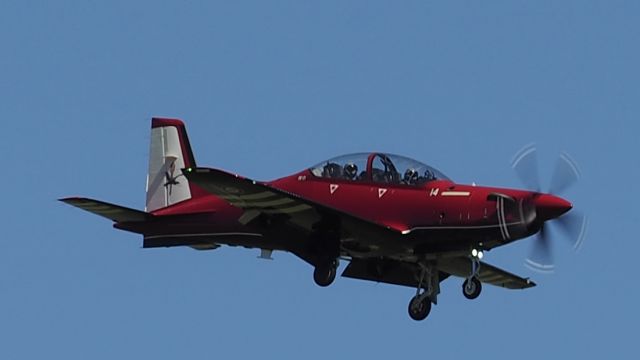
341 258 449 288
342 256 534 290
438 257 536 289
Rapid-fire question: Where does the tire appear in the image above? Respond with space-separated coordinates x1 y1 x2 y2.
313 262 337 287
462 278 482 300
408 295 431 321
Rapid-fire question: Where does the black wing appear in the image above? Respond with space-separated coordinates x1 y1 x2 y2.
183 167 409 258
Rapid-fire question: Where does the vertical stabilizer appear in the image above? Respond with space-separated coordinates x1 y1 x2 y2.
145 118 200 212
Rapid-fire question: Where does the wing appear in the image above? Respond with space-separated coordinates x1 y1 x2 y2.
342 257 534 290
182 167 408 256
342 258 449 288
59 197 149 223
437 257 536 289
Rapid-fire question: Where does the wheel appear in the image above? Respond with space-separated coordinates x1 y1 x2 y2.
408 294 432 321
462 278 482 300
313 260 337 287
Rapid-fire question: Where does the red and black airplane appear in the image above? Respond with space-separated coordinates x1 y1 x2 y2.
61 118 586 320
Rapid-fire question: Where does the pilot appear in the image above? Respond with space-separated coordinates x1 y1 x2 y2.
404 168 419 185
323 163 342 178
344 163 358 180
424 169 435 181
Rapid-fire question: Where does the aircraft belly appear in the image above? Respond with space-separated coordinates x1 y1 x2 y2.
406 225 505 254
143 232 270 249
131 215 314 254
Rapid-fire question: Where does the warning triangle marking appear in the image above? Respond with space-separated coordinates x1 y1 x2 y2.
378 188 387 198
330 184 339 194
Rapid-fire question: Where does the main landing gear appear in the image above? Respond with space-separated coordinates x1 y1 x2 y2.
408 263 439 321
313 259 339 287
408 294 431 321
463 249 483 300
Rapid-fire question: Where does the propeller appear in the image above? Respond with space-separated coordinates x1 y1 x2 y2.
511 144 588 273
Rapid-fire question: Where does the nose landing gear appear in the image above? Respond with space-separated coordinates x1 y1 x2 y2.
462 277 482 299
463 249 483 300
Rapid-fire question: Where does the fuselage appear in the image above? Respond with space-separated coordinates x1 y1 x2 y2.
117 163 569 263
270 171 540 257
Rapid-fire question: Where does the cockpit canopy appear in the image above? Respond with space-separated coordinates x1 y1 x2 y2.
309 152 450 186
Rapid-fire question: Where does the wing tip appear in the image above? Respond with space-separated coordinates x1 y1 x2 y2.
59 196 84 203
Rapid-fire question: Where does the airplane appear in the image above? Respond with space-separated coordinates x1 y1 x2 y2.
60 118 586 321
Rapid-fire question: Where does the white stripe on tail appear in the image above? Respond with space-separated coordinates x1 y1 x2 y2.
145 118 198 212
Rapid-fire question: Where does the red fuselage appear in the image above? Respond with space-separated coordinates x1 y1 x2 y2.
118 157 570 263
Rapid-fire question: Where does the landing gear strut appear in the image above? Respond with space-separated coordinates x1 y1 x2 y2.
462 249 483 300
408 263 439 321
313 259 338 287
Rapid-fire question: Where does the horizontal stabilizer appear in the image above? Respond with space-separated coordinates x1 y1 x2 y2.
59 197 148 223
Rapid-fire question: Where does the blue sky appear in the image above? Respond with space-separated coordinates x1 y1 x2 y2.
2 1 638 358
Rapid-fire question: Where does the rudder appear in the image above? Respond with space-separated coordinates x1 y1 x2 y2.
145 117 205 212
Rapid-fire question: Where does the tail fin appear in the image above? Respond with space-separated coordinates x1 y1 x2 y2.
145 118 206 212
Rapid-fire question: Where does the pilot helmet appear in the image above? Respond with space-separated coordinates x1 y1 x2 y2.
424 168 434 180
404 168 418 183
344 163 358 179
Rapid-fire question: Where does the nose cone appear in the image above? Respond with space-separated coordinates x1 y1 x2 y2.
534 194 572 220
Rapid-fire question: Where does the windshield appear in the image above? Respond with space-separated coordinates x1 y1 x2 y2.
309 152 450 185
